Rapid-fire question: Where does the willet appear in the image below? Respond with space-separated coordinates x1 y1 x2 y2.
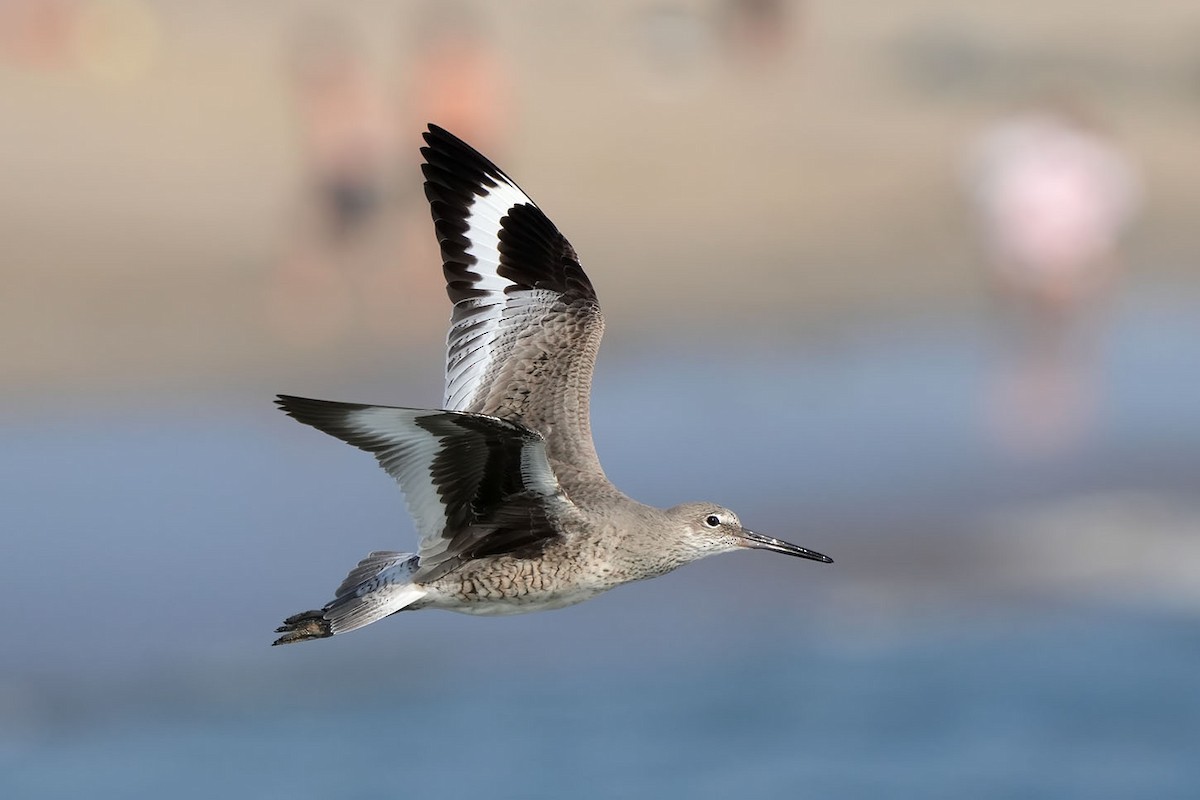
273 125 832 645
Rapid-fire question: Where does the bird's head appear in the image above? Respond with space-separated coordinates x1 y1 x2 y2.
666 502 833 565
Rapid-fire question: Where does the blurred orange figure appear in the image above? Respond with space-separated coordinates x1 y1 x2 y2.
373 2 514 337
0 0 76 70
402 2 513 159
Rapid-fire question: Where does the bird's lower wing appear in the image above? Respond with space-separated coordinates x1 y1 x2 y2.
276 395 578 581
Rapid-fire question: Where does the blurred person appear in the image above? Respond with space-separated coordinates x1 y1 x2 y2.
370 0 514 338
268 19 399 346
967 99 1140 456
269 5 515 347
289 21 396 243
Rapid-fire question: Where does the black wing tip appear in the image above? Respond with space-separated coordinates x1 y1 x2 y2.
422 123 481 156
421 123 472 161
274 395 373 436
275 393 325 418
275 394 364 412
274 393 307 422
422 122 455 145
420 123 510 192
418 126 596 303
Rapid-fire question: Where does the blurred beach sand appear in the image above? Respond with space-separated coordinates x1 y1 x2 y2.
3 4 1200 797
3 0 1198 397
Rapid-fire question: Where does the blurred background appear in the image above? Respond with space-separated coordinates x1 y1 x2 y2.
3 1 1199 797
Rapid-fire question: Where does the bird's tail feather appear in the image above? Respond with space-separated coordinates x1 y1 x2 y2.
273 551 426 645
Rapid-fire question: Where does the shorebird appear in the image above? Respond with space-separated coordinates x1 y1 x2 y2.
273 125 832 645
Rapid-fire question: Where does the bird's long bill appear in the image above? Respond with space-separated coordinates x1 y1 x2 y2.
740 530 833 563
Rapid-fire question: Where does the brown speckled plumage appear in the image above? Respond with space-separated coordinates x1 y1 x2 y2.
272 126 831 646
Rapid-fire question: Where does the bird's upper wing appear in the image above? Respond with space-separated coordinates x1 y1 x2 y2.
421 125 606 475
277 395 582 582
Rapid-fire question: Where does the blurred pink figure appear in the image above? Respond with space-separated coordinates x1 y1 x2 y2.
969 103 1140 456
971 104 1138 322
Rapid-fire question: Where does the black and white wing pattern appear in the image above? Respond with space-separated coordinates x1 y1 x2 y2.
421 125 605 474
276 395 581 582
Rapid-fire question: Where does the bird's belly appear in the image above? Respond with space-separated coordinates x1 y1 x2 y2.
441 585 607 616
420 556 619 616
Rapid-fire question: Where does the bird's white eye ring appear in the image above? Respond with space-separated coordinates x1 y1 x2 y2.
704 514 721 528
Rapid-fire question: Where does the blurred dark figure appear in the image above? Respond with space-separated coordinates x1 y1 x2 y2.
370 0 514 337
268 20 398 346
268 5 514 346
968 100 1140 456
290 23 395 243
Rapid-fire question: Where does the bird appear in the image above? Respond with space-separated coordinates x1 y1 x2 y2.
272 125 832 645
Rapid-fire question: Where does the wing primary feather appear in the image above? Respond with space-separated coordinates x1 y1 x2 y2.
275 394 573 579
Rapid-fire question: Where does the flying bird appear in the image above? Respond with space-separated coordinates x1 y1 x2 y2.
273 125 831 645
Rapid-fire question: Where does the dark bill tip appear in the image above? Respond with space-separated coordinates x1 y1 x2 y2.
740 530 833 564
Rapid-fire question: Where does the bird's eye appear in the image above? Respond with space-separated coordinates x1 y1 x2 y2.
704 514 721 528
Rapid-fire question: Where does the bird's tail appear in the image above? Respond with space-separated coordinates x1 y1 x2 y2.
273 551 426 645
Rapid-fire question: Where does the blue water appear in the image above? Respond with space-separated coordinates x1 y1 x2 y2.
3 290 1199 798
4 610 1198 799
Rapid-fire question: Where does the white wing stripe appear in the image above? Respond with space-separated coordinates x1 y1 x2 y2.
347 407 450 550
445 177 538 410
448 349 493 391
